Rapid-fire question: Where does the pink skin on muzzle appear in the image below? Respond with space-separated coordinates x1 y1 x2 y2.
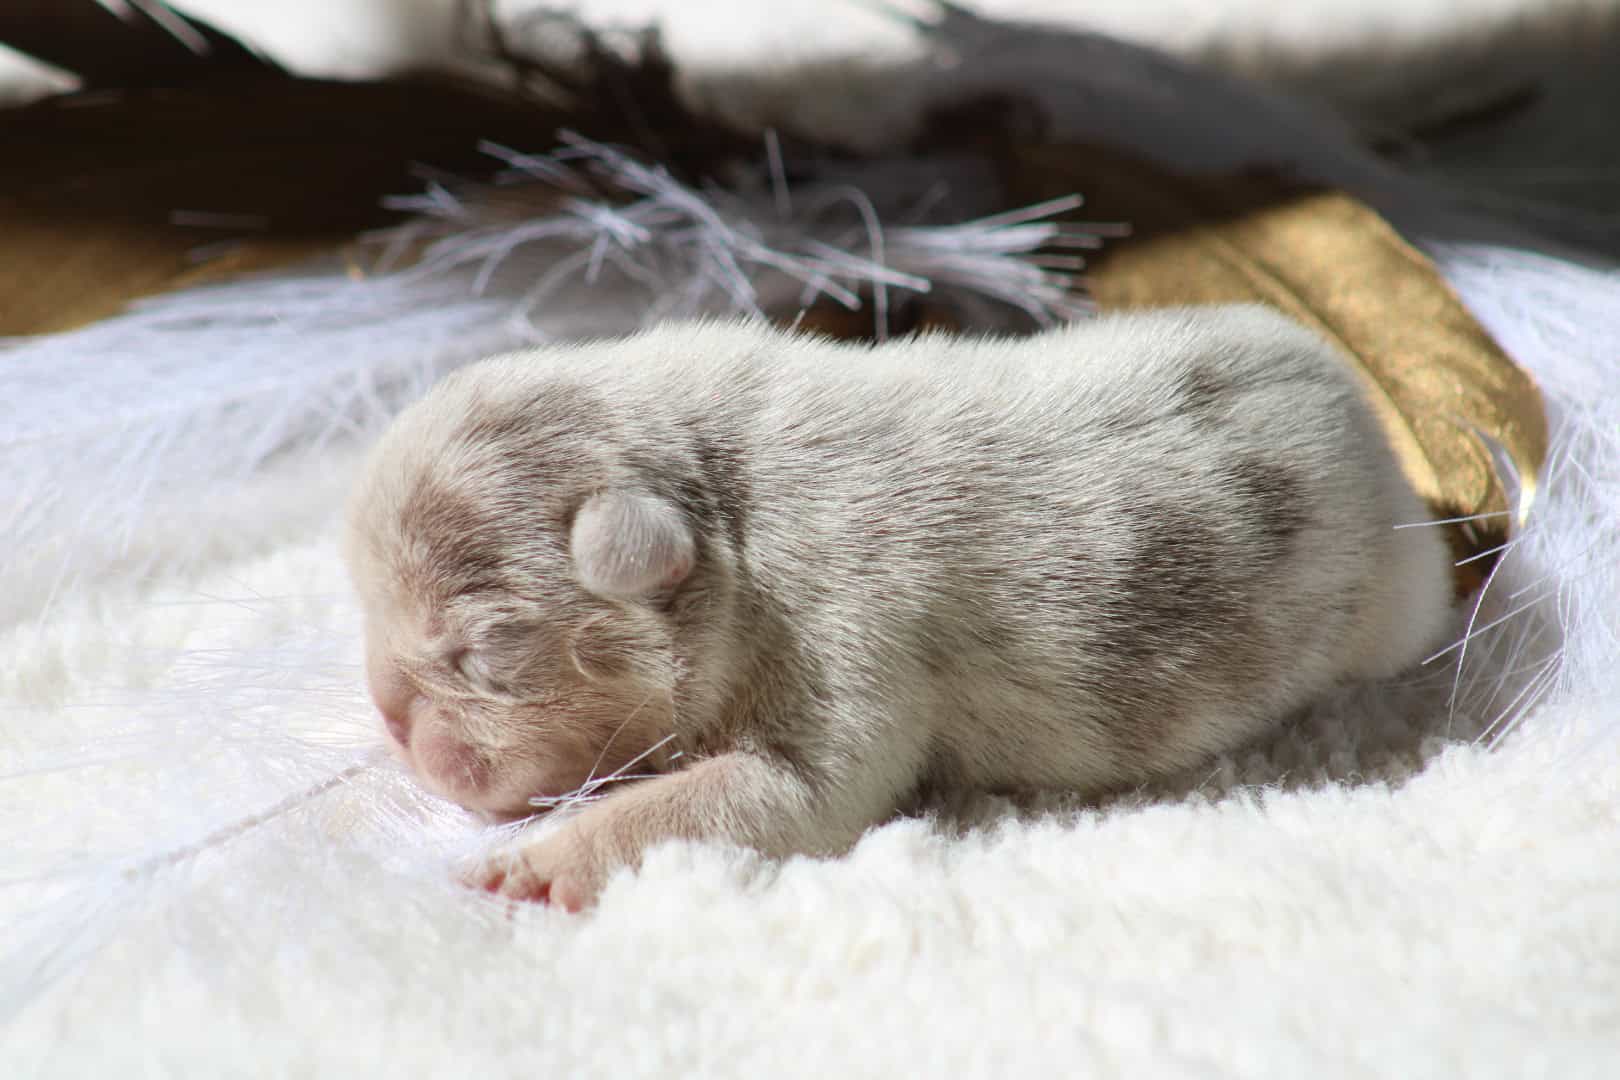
369 668 494 800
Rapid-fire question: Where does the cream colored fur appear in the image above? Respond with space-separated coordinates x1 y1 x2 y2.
346 308 1450 908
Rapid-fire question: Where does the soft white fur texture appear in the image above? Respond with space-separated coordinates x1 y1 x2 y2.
5 1 1620 1076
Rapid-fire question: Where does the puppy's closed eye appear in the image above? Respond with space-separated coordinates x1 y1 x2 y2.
440 628 527 696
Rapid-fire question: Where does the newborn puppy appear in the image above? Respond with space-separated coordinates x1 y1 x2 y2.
345 306 1451 910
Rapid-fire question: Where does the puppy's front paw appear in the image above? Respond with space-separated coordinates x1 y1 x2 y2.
466 820 610 913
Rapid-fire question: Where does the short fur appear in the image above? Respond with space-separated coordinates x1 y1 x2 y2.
345 306 1451 910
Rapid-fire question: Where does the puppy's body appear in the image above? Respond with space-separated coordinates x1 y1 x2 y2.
347 307 1451 908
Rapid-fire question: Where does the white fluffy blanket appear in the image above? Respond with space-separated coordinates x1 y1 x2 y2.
5 2 1620 1076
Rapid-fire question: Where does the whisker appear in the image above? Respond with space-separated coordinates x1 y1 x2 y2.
528 771 665 810
1446 517 1518 726
1478 653 1563 748
526 793 607 810
579 691 657 791
530 730 681 814
1454 538 1517 567
581 732 679 792
1503 531 1609 601
1393 510 1513 530
564 761 671 799
1424 592 1551 665
576 771 663 789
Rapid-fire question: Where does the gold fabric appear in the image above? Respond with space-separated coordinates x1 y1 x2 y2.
1010 144 1548 593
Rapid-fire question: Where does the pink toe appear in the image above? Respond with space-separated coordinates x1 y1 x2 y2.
548 876 587 913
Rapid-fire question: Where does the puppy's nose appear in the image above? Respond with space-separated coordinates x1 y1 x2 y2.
367 667 420 750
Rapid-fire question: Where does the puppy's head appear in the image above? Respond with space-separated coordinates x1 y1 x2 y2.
345 364 709 819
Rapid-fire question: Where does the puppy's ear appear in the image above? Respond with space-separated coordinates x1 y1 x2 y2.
570 491 695 600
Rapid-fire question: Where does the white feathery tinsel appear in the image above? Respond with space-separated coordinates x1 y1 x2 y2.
382 131 1105 338
1 133 1097 628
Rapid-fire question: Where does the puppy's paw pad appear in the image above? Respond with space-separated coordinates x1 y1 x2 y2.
464 858 551 905
547 873 589 913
